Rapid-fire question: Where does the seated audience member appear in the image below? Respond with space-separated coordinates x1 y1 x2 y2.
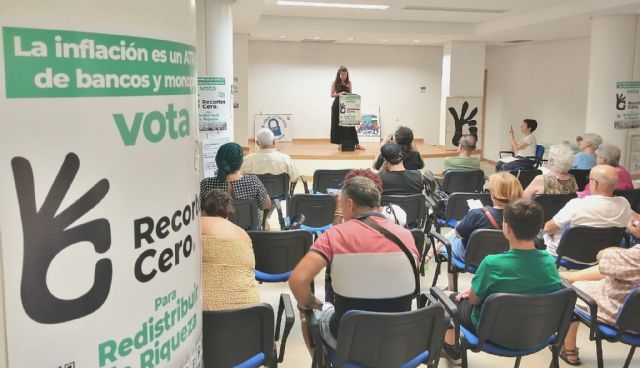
289 176 419 350
377 143 425 195
374 126 424 170
427 172 523 289
443 134 481 172
578 143 633 197
442 199 562 361
495 119 538 171
524 144 578 198
240 128 301 183
200 142 271 217
543 165 633 258
573 133 602 170
559 217 640 365
201 189 260 311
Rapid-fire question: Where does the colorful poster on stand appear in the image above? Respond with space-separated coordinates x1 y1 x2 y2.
338 94 362 127
198 76 230 136
254 114 293 142
357 112 381 143
0 2 202 368
614 81 640 129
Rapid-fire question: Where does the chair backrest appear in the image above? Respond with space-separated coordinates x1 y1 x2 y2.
444 193 493 221
476 288 576 350
533 193 577 225
203 303 274 368
228 199 261 230
616 288 640 336
335 304 448 368
312 169 350 194
556 226 625 265
464 229 509 270
508 169 542 190
441 169 485 194
287 194 336 228
614 189 640 212
568 169 590 191
534 145 545 162
256 173 290 200
249 230 313 276
381 194 428 228
410 229 426 257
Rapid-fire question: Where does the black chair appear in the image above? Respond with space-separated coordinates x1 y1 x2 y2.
533 193 577 225
250 230 313 283
287 194 336 233
568 169 590 191
435 193 493 233
508 169 542 189
256 173 294 229
500 144 546 168
554 226 625 269
306 303 448 368
229 199 261 230
441 169 486 194
429 229 509 291
312 169 350 194
381 194 429 229
615 189 640 212
203 302 294 367
572 286 640 368
431 286 577 368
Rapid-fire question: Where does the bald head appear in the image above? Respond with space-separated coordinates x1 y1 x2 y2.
590 165 618 194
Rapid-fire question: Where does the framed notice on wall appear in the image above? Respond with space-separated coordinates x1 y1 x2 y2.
628 135 640 175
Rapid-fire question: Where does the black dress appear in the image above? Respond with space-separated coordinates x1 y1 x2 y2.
330 83 359 145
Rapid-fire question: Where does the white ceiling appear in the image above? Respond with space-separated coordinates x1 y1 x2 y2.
232 0 640 46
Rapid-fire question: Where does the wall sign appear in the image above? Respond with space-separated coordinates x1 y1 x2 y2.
614 81 640 129
198 76 230 137
254 114 293 142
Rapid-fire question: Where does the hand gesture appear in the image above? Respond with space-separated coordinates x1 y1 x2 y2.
448 101 478 146
11 153 112 324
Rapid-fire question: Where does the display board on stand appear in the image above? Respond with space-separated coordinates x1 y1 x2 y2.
614 81 640 129
338 94 362 127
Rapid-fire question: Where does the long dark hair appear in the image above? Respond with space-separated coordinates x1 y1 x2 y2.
333 66 351 89
394 126 415 155
215 142 243 180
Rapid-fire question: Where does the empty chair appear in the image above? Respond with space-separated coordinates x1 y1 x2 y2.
554 226 625 269
249 230 313 282
429 229 509 291
573 287 640 368
256 173 293 229
509 169 542 190
615 189 640 212
381 194 429 229
229 199 261 230
306 303 448 368
434 193 493 232
410 229 429 276
568 169 590 191
287 194 336 232
431 286 576 368
533 193 577 225
441 169 486 194
313 169 350 194
203 302 294 367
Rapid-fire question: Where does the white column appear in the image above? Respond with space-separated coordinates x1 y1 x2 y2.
585 15 638 164
234 33 249 147
439 41 486 146
205 0 235 139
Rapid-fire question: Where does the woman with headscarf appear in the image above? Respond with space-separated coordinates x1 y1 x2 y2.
200 142 271 215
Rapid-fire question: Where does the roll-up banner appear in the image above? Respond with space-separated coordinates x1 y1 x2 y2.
0 1 202 367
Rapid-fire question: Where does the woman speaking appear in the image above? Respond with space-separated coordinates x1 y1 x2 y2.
330 66 364 150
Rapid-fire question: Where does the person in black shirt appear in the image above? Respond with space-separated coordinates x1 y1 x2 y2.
374 126 424 170
377 143 425 195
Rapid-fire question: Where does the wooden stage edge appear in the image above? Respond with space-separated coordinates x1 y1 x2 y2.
245 139 480 161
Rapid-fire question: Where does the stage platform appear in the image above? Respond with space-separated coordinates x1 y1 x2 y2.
246 139 482 177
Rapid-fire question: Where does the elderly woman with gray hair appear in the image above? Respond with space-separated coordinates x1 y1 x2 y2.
578 143 633 197
573 133 602 170
523 144 578 198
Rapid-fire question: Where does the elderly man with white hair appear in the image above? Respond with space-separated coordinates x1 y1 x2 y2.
523 144 578 198
240 128 300 183
573 133 602 170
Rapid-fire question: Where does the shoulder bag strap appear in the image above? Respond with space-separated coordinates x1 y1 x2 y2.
359 218 420 297
482 207 501 230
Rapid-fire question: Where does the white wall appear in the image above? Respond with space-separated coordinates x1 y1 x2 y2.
484 38 591 161
248 41 443 142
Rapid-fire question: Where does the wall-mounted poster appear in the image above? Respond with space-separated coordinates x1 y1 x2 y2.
198 76 231 137
445 97 483 151
614 81 640 129
358 111 381 143
338 94 361 127
254 114 293 142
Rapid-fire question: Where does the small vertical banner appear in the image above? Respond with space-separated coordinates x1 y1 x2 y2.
614 81 640 129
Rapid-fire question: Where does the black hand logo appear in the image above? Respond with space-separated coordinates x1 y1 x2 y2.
340 103 346 114
12 153 112 324
448 101 478 146
617 93 626 111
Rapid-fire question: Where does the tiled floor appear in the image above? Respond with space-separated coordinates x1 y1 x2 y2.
256 160 638 367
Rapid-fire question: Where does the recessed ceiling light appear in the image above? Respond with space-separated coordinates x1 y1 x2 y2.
380 38 388 42
413 39 421 43
279 35 287 39
277 1 389 10
347 37 355 41
312 36 321 40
